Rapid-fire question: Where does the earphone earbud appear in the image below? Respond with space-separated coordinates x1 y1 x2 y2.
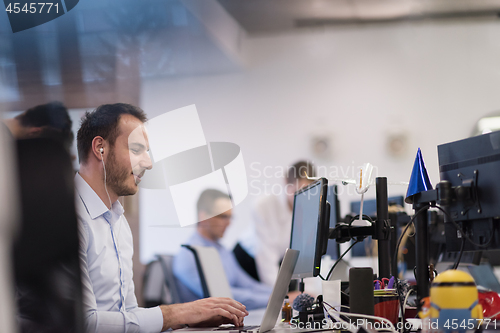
100 148 104 154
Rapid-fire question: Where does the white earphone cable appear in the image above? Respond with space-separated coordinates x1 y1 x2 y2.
101 149 125 310
101 151 113 209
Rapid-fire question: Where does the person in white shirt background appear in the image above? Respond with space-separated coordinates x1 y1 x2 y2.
75 103 248 333
236 161 316 287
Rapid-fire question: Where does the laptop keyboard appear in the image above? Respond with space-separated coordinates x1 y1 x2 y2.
215 325 259 332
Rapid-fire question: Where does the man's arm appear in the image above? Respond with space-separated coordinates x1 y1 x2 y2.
160 298 248 331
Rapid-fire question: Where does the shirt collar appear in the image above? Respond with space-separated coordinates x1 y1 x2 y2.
194 230 222 249
75 172 124 219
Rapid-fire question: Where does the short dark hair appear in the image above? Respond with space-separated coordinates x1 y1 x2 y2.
77 103 147 164
286 160 316 184
16 101 73 151
197 189 231 216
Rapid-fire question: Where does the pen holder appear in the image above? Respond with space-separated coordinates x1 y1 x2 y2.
374 289 399 325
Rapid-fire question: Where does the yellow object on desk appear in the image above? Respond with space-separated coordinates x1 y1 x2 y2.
429 270 482 333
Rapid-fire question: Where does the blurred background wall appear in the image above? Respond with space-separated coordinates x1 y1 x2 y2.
140 17 500 262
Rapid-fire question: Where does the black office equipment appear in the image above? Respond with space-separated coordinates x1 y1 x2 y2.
407 130 500 308
325 185 340 259
329 178 393 279
349 267 374 316
349 196 405 258
290 178 329 279
438 131 500 252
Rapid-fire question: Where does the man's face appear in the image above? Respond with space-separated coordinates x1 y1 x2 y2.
199 198 232 241
106 114 152 197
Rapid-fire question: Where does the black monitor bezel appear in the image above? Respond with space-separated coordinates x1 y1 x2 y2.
325 185 340 259
289 177 328 279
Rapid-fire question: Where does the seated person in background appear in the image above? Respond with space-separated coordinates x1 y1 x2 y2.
173 189 272 310
2 101 74 152
235 161 316 287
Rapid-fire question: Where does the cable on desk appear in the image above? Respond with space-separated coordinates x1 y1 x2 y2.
402 288 414 317
393 205 430 280
452 237 466 270
393 204 429 333
323 301 398 333
326 240 361 281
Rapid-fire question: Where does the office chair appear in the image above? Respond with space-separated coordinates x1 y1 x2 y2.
233 242 260 281
14 138 84 333
143 254 182 306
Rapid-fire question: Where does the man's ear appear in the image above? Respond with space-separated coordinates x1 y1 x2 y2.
91 136 106 161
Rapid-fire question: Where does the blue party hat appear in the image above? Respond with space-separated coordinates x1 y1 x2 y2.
405 148 433 204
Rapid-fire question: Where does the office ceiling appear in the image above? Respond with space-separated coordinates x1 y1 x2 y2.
217 0 500 34
0 0 241 110
2 0 500 111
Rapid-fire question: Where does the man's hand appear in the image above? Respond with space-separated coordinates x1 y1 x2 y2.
160 297 248 331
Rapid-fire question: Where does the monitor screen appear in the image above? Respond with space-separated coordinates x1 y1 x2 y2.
290 178 328 279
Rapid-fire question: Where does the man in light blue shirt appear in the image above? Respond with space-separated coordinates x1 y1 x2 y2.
173 189 272 310
76 104 248 333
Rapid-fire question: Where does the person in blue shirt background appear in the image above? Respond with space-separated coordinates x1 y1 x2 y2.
173 189 272 310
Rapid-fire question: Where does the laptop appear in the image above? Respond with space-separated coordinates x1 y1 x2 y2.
178 248 299 333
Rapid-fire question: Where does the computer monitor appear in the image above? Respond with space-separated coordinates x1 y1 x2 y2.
438 130 500 252
290 178 329 279
325 185 340 259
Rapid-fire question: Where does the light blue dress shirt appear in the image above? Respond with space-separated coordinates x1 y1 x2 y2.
173 231 272 310
75 173 163 333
